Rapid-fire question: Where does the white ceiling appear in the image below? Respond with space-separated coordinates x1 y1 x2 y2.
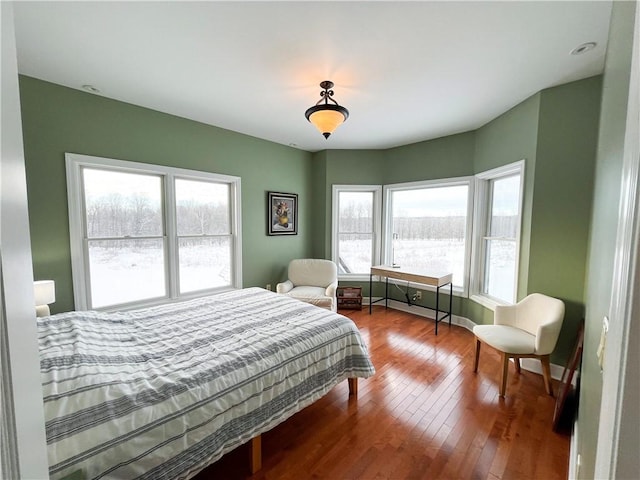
13 1 612 152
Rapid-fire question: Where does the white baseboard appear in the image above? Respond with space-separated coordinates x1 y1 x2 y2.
568 417 580 479
364 297 566 381
382 298 475 330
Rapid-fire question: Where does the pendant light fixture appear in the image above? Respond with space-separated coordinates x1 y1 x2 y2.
305 80 349 139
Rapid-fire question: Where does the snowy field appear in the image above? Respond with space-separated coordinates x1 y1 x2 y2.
89 241 230 308
88 238 515 308
338 239 465 282
338 238 515 301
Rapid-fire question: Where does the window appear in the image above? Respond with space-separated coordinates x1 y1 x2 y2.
82 168 165 307
471 160 524 306
67 153 241 310
332 163 524 303
384 179 473 293
175 179 232 294
332 185 381 277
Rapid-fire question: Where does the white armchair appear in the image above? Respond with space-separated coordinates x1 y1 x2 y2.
473 293 565 397
276 259 338 311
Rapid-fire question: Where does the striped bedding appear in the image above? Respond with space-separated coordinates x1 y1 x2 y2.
38 287 375 479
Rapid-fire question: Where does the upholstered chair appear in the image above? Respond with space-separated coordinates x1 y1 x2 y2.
473 293 565 397
276 259 338 311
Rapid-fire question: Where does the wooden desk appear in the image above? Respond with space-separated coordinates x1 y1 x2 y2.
369 265 453 335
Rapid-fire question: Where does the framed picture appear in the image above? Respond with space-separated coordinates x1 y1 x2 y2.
267 191 298 235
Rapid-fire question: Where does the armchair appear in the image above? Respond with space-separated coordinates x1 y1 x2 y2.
276 259 338 311
473 293 565 397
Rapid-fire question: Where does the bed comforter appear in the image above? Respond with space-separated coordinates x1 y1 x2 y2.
38 287 375 479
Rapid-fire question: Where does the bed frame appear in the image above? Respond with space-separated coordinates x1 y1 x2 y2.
247 378 358 473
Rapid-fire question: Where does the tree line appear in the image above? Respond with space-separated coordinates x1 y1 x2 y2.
86 193 229 238
340 214 518 240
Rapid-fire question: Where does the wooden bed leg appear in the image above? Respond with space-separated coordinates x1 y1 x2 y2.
249 435 262 474
348 377 358 396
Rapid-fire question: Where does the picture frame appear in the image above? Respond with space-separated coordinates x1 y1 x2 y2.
267 191 298 235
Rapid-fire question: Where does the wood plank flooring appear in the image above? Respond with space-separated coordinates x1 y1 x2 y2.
195 306 570 480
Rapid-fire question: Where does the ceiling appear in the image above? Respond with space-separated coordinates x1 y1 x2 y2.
13 1 612 152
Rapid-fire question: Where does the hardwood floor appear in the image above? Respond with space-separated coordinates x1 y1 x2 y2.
195 306 570 480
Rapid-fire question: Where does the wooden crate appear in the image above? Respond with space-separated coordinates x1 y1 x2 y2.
337 286 363 310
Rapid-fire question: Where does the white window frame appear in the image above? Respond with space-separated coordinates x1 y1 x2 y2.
470 159 525 310
382 177 474 297
66 153 242 311
331 185 382 280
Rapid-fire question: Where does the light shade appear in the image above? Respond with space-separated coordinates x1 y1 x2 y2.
34 280 56 306
306 106 349 139
305 81 349 139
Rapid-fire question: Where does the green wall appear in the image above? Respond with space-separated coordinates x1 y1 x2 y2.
19 76 313 313
531 76 601 360
579 2 636 479
382 132 476 183
310 150 328 258
20 72 602 369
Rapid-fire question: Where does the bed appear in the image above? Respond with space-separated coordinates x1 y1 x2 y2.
38 287 375 479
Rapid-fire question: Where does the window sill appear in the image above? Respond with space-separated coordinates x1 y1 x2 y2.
338 274 374 283
470 294 510 312
99 286 237 313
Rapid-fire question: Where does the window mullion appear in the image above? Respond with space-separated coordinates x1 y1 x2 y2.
339 230 374 235
179 233 231 239
68 164 90 310
230 182 242 288
165 174 179 300
483 236 516 241
82 238 93 310
481 182 493 297
87 235 164 241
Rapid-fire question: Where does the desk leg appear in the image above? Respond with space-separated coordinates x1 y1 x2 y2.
385 277 389 309
369 273 372 314
435 284 440 335
449 282 453 327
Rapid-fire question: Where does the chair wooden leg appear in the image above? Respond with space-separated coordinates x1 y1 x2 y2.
473 338 481 372
514 357 521 374
500 352 510 397
540 355 553 396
